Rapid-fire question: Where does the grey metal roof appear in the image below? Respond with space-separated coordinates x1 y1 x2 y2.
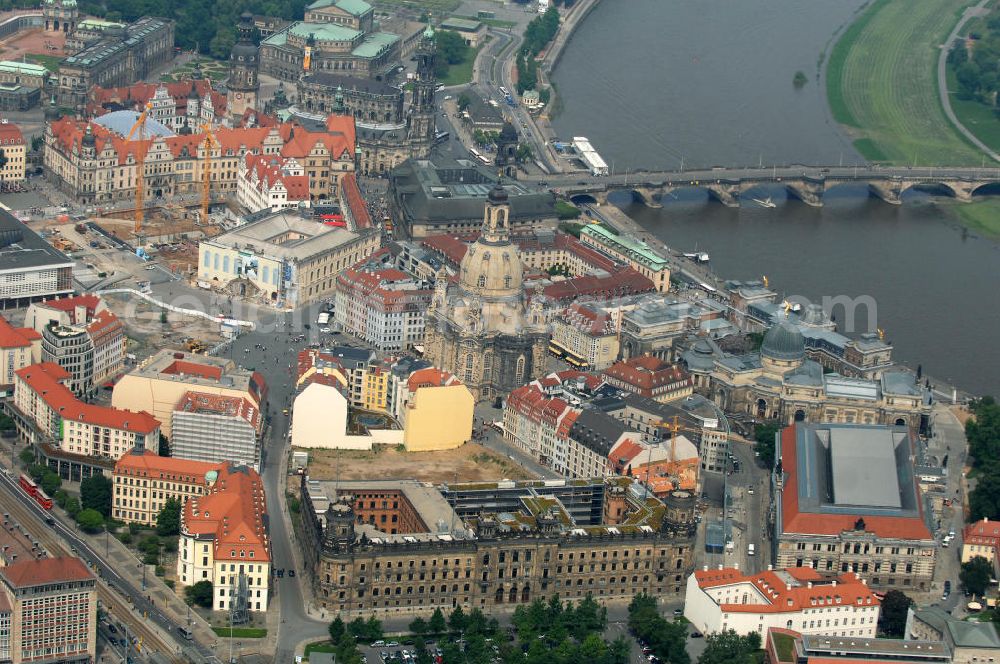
794 423 923 519
302 71 400 95
94 110 175 138
568 409 627 456
390 156 556 226
761 320 806 361
828 427 902 509
0 209 73 272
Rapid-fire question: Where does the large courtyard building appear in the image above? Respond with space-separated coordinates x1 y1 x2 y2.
44 113 356 207
197 208 380 308
0 211 73 307
774 423 936 591
112 349 266 441
260 0 401 82
56 17 175 111
86 78 228 132
682 314 929 430
299 476 697 618
388 157 558 238
580 225 671 293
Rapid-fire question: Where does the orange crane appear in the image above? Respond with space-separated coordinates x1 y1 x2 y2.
125 102 153 234
200 123 219 222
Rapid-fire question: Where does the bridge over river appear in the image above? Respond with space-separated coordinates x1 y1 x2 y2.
521 165 1000 207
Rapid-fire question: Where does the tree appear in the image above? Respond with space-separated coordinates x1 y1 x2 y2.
555 200 581 220
156 498 181 536
970 461 1000 520
457 93 471 112
698 629 759 664
185 580 213 608
39 471 61 496
428 608 446 634
409 616 428 636
629 594 689 664
962 556 994 596
968 397 1000 467
754 421 780 469
879 590 912 637
516 143 533 163
448 605 468 633
81 474 113 517
76 508 105 533
65 496 81 518
328 616 346 642
18 447 34 465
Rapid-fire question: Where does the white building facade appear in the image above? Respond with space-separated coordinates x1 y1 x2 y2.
684 567 880 639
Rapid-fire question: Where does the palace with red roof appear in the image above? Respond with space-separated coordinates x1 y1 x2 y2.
774 423 937 591
43 113 356 207
685 566 880 638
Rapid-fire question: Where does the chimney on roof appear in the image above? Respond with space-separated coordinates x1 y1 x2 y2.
832 580 837 586
767 564 773 571
808 582 812 588
703 565 708 571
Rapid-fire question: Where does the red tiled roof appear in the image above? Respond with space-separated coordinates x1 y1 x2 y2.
176 391 261 430
342 173 372 229
85 309 123 337
88 79 227 118
603 356 692 394
693 567 879 614
114 449 216 483
0 556 93 588
543 267 654 302
0 122 25 145
182 464 270 563
608 439 644 470
16 363 160 433
421 234 470 266
407 367 459 392
779 425 933 540
242 154 309 201
0 315 38 349
160 360 223 381
40 294 102 323
963 518 1000 550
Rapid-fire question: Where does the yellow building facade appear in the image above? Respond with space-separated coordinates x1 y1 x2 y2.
399 368 473 451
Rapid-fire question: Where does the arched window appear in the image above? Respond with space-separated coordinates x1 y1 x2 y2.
515 355 526 384
504 276 512 288
464 354 474 382
477 275 486 288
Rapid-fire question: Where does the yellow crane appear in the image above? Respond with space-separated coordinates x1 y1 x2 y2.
200 123 219 223
125 102 153 234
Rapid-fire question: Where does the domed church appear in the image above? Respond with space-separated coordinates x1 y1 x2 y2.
423 183 549 401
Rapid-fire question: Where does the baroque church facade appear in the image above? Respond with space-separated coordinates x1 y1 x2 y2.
423 184 549 401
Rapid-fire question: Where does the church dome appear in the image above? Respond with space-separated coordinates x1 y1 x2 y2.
459 239 523 299
761 320 805 361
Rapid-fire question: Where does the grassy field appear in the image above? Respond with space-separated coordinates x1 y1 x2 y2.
951 198 1000 239
946 66 1000 154
440 46 479 86
826 0 984 165
25 54 61 73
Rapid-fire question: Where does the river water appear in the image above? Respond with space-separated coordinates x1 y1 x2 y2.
551 0 1000 396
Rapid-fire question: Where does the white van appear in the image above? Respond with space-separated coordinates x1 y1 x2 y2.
747 543 756 556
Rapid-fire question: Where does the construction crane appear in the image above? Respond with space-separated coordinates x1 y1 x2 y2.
200 123 219 223
642 416 746 491
125 102 153 234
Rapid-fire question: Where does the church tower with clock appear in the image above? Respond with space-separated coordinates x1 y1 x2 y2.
228 12 260 121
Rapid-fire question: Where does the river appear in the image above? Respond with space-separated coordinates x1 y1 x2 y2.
550 0 1000 396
